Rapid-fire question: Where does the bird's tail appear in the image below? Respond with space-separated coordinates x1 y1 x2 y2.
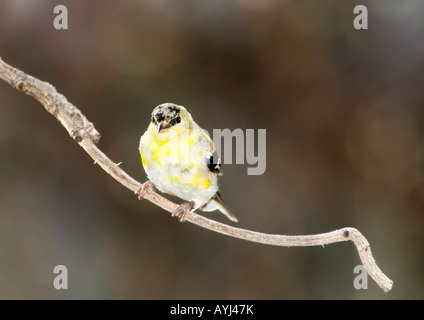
201 192 238 222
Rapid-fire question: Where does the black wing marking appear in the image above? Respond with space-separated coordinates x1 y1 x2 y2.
206 150 222 174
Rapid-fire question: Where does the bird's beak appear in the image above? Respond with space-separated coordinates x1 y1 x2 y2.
158 121 170 133
157 121 164 133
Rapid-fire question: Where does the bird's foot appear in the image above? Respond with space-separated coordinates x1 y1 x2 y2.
172 201 195 222
135 181 154 200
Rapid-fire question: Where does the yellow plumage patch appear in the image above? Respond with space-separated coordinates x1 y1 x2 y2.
189 172 211 188
167 175 181 183
139 149 150 168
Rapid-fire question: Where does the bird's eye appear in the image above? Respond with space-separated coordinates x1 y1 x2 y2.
170 116 181 126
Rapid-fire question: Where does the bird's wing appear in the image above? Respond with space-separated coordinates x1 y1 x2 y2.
199 129 222 175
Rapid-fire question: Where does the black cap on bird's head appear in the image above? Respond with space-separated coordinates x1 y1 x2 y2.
151 103 187 133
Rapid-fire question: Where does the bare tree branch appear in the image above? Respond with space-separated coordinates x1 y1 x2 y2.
0 57 393 293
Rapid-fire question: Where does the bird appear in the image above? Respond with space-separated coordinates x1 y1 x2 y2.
137 102 238 223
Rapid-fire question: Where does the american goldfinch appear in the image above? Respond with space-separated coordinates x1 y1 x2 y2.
137 103 238 222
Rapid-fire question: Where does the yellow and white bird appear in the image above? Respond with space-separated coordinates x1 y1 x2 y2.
137 103 238 222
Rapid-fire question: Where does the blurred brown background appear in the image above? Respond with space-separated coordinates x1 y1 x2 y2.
0 0 423 299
